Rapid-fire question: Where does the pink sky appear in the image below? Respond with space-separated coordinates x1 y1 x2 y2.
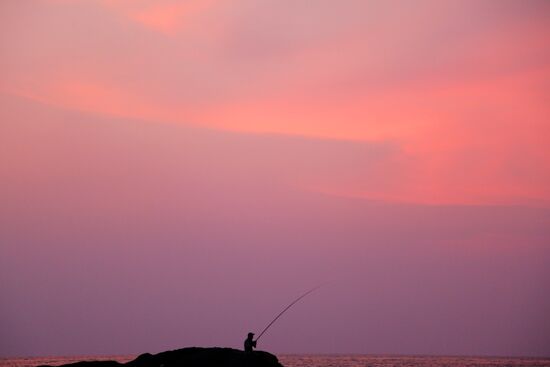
1 0 549 358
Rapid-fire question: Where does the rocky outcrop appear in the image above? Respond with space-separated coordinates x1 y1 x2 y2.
38 347 283 367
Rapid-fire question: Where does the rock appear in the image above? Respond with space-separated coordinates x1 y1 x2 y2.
38 347 283 367
38 362 122 367
37 361 124 367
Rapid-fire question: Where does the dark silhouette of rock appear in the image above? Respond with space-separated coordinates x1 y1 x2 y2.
39 362 122 367
37 347 283 367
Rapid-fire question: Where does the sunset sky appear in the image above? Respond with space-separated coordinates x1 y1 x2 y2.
1 0 549 358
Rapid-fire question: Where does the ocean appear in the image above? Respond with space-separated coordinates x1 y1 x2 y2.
1 354 550 367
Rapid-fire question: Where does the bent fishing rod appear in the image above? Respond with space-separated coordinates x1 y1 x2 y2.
255 284 323 342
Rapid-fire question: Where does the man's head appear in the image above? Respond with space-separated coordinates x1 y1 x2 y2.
247 332 254 339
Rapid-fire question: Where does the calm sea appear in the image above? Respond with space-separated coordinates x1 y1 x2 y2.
1 354 550 367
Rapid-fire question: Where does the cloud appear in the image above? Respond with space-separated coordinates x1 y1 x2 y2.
99 0 217 35
2 94 550 356
1 0 548 205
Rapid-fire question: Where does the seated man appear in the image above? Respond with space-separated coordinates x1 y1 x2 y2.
244 332 257 352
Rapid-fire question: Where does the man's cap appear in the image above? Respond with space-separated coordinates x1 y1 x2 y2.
248 332 254 336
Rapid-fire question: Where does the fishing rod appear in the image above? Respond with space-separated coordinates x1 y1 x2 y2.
255 284 323 342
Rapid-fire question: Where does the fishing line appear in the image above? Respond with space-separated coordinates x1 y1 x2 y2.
255 284 324 342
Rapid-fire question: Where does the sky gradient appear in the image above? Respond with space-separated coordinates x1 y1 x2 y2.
1 0 549 358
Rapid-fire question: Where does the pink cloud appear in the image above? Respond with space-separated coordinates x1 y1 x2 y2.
1 1 550 355
1 0 548 205
98 0 218 35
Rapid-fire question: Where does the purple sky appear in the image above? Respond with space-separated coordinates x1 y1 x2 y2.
1 0 549 358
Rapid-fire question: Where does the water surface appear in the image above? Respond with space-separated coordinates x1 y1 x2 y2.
2 354 550 367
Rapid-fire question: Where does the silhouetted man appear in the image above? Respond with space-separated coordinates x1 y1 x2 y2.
244 332 257 352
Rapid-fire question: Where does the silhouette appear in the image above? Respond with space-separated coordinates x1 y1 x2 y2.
37 348 282 367
244 332 257 352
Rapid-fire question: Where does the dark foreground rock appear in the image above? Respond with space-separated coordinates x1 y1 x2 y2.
38 347 283 367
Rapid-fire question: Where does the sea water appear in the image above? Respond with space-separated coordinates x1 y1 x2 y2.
1 354 550 367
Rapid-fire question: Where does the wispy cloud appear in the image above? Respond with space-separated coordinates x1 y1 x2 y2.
1 0 548 205
99 0 217 35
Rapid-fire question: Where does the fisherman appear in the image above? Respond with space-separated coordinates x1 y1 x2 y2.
244 332 257 352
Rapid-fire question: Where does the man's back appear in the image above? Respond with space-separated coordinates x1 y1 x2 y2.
244 332 256 352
